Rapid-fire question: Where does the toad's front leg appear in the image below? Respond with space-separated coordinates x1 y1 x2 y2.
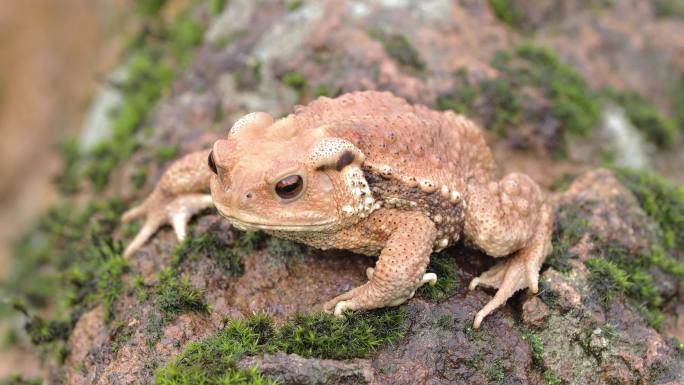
122 149 214 258
323 211 436 315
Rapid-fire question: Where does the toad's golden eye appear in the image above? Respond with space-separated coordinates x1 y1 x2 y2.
275 175 304 200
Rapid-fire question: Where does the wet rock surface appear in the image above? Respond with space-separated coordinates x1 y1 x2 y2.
5 0 684 384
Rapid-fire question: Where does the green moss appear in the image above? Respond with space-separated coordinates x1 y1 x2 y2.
676 339 684 352
155 268 209 320
0 375 42 385
417 251 458 301
155 365 276 385
271 309 404 358
586 258 631 303
545 201 592 272
233 231 267 254
209 0 228 16
95 247 129 322
586 240 677 328
24 317 71 346
155 145 179 163
673 72 684 129
137 0 167 16
435 314 455 329
2 198 134 362
607 91 677 147
615 168 684 251
54 136 81 194
548 169 683 328
369 31 425 71
544 371 564 385
652 0 684 17
155 309 403 384
141 269 210 348
551 173 576 192
281 71 307 92
523 330 564 385
84 51 174 191
314 84 330 97
488 0 524 28
438 45 600 155
7 198 126 310
82 3 209 192
510 45 600 137
131 165 149 189
172 232 244 274
483 358 505 383
286 0 304 11
111 320 136 354
435 69 477 114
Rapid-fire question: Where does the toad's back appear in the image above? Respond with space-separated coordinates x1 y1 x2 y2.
286 91 497 194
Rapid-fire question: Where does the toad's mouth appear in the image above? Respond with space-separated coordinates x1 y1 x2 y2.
214 204 334 232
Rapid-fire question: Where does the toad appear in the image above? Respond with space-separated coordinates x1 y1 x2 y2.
122 91 552 328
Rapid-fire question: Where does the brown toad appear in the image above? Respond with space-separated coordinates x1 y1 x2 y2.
122 91 552 328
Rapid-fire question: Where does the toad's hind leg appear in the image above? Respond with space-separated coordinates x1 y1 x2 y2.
464 173 552 328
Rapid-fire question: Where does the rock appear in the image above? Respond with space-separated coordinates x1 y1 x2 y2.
7 0 684 384
372 295 535 385
522 296 549 328
238 352 373 385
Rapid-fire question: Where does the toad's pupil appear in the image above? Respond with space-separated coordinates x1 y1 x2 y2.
275 175 303 199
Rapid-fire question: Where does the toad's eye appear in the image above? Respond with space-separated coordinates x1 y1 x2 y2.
275 175 304 200
208 151 218 174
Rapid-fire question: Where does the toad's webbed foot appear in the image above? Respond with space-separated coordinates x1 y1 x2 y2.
323 211 436 316
464 173 553 328
123 193 213 258
122 150 213 258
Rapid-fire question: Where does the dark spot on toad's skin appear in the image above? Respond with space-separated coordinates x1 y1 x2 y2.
336 150 356 171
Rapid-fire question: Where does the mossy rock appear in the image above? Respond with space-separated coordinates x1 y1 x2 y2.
437 44 601 156
154 309 404 384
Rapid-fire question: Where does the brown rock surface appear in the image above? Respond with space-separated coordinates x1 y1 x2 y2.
5 0 684 384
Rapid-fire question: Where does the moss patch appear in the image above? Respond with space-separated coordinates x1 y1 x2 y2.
437 44 600 156
155 309 404 384
155 269 210 319
0 376 42 385
417 251 458 301
545 201 592 272
5 198 128 327
673 72 684 129
549 169 684 329
435 69 477 114
72 2 209 192
369 31 425 72
487 0 524 29
286 0 304 12
280 71 307 100
615 168 684 251
172 232 244 275
652 0 684 17
523 329 564 385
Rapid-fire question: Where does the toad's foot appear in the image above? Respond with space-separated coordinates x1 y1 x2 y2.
468 202 552 329
323 211 437 317
122 193 213 258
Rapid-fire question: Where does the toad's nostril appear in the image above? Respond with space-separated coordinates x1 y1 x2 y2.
245 192 253 199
